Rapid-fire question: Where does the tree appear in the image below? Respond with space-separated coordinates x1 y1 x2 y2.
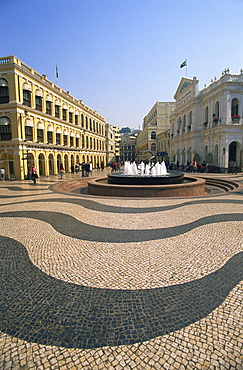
120 127 131 134
193 153 200 162
206 153 213 164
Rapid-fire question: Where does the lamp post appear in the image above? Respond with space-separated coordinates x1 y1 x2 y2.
21 109 29 180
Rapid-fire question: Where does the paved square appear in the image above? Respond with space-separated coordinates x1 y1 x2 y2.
0 170 242 369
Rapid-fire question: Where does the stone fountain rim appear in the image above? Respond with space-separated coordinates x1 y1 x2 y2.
87 176 206 198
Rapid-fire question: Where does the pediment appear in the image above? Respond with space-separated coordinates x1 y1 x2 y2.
174 77 193 100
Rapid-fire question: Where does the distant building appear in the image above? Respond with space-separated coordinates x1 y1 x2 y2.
136 102 175 162
105 123 121 164
119 134 136 162
0 55 106 180
170 71 243 172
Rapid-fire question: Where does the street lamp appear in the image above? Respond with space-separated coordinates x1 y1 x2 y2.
21 109 29 180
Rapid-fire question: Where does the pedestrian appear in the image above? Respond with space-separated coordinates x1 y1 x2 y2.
31 164 38 183
101 161 104 171
201 161 206 173
60 163 65 178
70 165 74 175
75 163 79 174
192 160 197 173
232 161 237 174
0 167 5 181
186 161 190 171
89 162 92 176
81 161 86 177
97 163 100 170
85 162 90 177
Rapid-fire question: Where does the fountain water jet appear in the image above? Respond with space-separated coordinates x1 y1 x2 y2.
107 161 184 185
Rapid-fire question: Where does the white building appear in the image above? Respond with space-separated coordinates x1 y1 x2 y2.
170 70 243 172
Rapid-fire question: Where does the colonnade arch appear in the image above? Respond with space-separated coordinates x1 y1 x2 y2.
38 153 46 176
19 151 106 178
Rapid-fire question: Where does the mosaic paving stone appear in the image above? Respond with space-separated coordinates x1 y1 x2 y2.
0 171 242 369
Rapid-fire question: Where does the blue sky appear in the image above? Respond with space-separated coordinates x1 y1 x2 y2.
1 0 243 129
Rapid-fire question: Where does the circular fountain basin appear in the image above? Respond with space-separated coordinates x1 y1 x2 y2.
87 176 206 198
107 171 184 185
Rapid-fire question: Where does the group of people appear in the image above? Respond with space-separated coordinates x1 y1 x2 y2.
59 161 101 178
186 160 207 173
110 161 121 172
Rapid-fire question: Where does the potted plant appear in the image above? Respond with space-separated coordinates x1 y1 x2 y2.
193 153 200 163
206 153 213 172
232 115 240 123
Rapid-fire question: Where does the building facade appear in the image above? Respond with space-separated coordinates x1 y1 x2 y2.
0 55 107 180
170 71 243 172
119 134 136 162
136 102 175 162
105 123 121 164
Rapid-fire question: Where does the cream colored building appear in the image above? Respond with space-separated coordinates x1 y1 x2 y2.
136 102 175 162
0 55 106 180
170 71 243 172
105 123 121 164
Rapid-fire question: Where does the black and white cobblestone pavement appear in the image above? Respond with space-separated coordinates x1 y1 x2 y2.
0 169 242 369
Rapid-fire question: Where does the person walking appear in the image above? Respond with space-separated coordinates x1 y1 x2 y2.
0 167 5 181
192 160 197 173
60 163 65 178
85 162 90 177
232 161 237 174
89 162 92 176
81 162 86 177
201 161 206 173
31 164 38 183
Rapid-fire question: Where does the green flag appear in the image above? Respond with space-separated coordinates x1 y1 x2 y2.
180 60 187 68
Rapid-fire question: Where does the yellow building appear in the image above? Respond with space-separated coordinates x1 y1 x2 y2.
0 55 106 180
136 102 175 162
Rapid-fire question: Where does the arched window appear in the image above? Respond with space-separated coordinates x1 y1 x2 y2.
81 114 84 127
151 131 156 140
151 143 156 152
183 114 186 128
0 78 9 104
37 122 44 142
85 116 88 129
25 119 34 141
35 90 43 111
231 98 239 117
215 101 220 118
0 116 11 140
205 106 208 123
47 126 54 144
23 83 32 107
189 111 192 125
46 95 52 115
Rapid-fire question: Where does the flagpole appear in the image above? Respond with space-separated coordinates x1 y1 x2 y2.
56 65 58 85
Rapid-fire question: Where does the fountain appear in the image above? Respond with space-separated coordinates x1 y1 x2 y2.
87 160 206 197
107 161 184 185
